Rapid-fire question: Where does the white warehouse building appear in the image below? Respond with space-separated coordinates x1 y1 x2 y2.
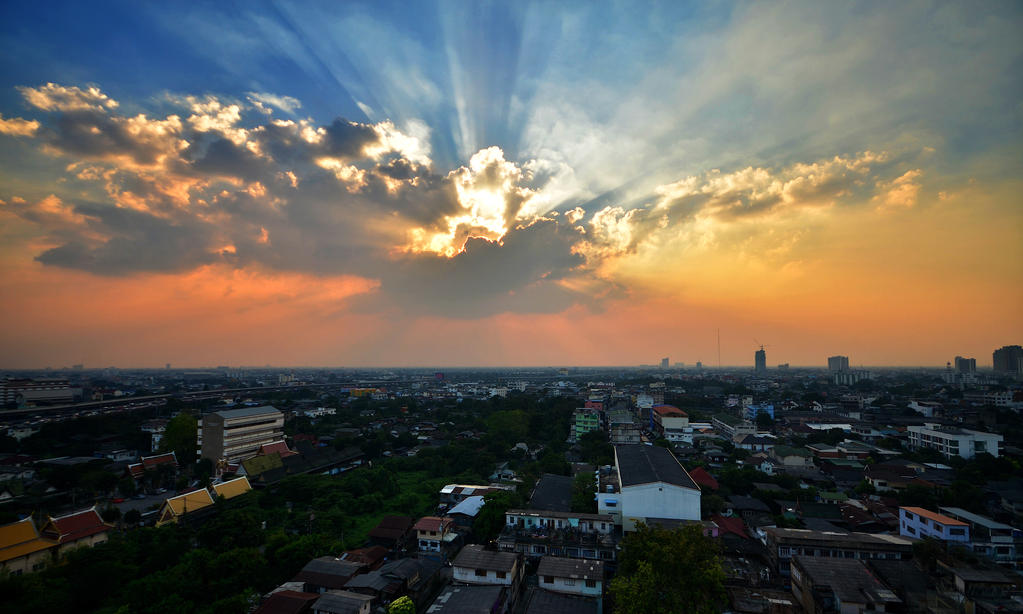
597 445 701 532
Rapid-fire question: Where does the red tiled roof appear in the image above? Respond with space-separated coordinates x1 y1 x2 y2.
259 441 298 458
142 452 177 469
50 507 110 543
413 516 452 532
689 467 719 491
711 515 749 539
901 506 968 527
253 590 318 614
652 405 688 417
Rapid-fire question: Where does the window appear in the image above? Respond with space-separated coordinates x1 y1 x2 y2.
585 579 597 588
544 576 554 584
949 528 965 536
475 569 487 577
496 571 507 579
565 579 575 586
604 501 616 508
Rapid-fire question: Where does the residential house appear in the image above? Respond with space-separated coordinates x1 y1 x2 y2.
343 557 444 611
253 589 319 614
452 544 523 594
446 495 486 529
536 556 604 600
367 515 413 552
414 516 458 557
310 590 373 614
770 446 815 469
294 557 366 593
426 585 507 614
736 434 775 452
523 589 599 614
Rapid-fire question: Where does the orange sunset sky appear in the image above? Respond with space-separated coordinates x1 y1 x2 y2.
0 2 1021 368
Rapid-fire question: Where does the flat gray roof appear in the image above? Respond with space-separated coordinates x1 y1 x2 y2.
615 445 699 490
213 405 281 419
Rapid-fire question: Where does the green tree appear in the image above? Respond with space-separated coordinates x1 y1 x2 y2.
473 490 518 542
609 524 726 614
161 412 198 466
388 596 416 614
571 471 597 514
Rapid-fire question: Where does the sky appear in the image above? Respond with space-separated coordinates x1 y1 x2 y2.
0 0 1021 369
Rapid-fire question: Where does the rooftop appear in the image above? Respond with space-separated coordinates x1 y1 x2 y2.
901 506 968 527
793 556 901 606
213 405 282 420
426 585 504 614
528 474 574 512
615 445 699 490
536 556 603 580
452 544 518 573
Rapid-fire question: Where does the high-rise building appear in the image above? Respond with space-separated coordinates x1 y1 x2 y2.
660 357 670 369
954 356 977 374
755 348 767 374
827 356 850 372
993 345 1023 374
197 405 285 463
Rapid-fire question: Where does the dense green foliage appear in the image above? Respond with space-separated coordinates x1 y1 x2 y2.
609 523 726 614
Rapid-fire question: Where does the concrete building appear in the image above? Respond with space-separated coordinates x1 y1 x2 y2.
0 377 77 406
899 507 970 543
939 507 1023 569
906 424 1003 459
993 345 1023 374
790 556 901 614
755 348 767 374
649 405 692 444
955 356 977 374
571 409 601 443
828 356 850 372
452 544 522 588
197 406 285 463
597 445 701 532
537 556 604 599
499 510 617 561
765 528 914 576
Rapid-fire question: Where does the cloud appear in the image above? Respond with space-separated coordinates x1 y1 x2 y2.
0 113 40 137
246 92 302 114
18 83 119 112
0 81 964 319
874 169 923 211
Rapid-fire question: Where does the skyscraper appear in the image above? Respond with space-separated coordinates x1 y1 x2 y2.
660 357 670 369
954 356 976 374
755 348 767 374
993 345 1023 374
828 355 850 372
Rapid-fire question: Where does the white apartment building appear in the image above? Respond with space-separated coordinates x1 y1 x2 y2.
940 507 1023 569
197 406 284 463
899 507 970 543
906 424 1003 459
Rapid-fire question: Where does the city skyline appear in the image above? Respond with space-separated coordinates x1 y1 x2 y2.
1 2 1021 369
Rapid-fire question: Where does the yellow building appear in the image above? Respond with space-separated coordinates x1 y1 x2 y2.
0 517 57 575
156 489 215 527
212 476 252 501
